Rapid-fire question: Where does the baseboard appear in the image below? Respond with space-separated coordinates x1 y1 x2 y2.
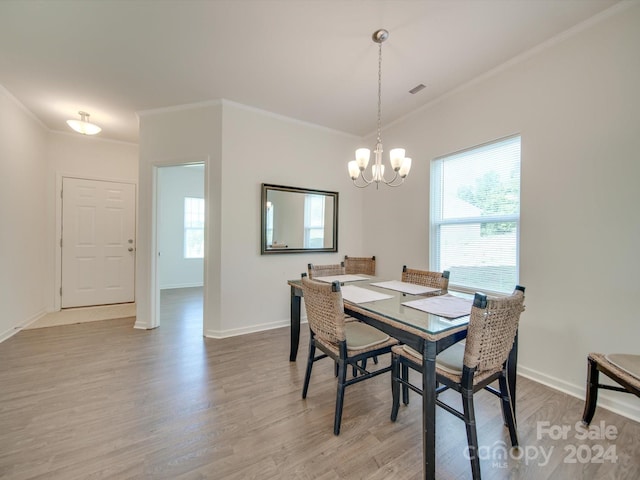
133 319 152 330
0 309 47 343
518 364 640 423
205 319 289 339
204 316 308 339
160 283 203 290
25 303 136 330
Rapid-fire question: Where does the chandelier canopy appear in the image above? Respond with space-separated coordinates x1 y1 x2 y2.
348 29 411 188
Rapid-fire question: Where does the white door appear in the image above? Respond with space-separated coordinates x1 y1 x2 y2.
61 177 136 308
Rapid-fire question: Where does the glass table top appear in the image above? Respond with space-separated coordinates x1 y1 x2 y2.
289 276 472 336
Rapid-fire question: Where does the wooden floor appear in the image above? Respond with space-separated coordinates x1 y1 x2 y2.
1 287 638 479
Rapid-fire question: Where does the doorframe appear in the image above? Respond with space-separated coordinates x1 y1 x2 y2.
149 157 209 334
54 173 138 312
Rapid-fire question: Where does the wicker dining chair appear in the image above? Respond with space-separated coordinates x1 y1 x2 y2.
401 265 450 291
390 286 525 480
582 353 640 426
307 262 345 279
300 276 398 435
344 255 376 276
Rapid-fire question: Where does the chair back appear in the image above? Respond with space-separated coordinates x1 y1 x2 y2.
308 262 345 279
464 286 525 375
402 266 450 291
300 277 346 344
344 255 376 275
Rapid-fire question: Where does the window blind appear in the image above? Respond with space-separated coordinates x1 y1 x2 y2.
430 135 521 293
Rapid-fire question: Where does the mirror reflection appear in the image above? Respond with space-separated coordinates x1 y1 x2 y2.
261 184 338 254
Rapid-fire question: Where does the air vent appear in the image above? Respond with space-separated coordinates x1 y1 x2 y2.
409 84 426 94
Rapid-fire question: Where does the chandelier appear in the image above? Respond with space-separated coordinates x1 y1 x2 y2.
348 29 411 188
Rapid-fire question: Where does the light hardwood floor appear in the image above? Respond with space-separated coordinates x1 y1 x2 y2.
1 287 638 479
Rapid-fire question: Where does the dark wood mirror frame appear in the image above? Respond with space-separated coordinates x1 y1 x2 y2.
261 183 339 254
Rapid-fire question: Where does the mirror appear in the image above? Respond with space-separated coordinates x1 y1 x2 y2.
261 183 338 254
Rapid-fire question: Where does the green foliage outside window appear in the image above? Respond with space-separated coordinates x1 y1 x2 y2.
457 170 519 235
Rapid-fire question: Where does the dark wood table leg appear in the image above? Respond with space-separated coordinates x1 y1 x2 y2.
289 285 302 361
422 340 437 480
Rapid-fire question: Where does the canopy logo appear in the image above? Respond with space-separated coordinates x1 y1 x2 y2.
462 421 619 470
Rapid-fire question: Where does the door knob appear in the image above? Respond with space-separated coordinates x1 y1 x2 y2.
128 247 134 252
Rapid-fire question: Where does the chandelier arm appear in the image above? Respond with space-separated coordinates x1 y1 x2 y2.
357 170 374 185
352 170 375 187
382 170 400 186
383 177 406 187
352 179 372 188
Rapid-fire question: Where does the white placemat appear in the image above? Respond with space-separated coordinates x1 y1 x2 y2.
370 280 441 295
315 274 369 283
341 285 394 304
402 294 473 319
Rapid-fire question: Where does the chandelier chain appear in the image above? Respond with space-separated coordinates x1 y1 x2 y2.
377 42 382 145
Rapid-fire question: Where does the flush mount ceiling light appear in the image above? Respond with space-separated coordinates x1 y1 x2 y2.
348 29 411 188
66 111 101 135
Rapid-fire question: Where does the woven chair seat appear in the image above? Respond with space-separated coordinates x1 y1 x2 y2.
604 354 640 382
346 322 390 350
318 326 397 357
395 342 499 384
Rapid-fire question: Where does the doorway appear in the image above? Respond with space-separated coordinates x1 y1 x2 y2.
156 164 205 333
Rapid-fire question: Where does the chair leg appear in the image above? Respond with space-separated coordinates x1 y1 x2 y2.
302 340 316 399
391 353 400 422
499 375 519 447
461 386 481 480
401 363 410 405
582 356 600 426
334 359 348 435
353 359 368 377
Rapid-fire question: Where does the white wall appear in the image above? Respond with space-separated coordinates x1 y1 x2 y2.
138 102 223 332
0 86 138 340
158 165 204 289
138 100 364 336
0 86 48 341
217 102 362 337
45 132 138 311
363 4 640 421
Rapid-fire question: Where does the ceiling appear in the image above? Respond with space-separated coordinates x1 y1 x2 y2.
0 0 620 144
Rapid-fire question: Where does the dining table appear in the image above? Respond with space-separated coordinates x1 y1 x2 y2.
286 275 519 480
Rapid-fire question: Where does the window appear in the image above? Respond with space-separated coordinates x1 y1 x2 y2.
304 194 325 248
430 135 520 293
184 197 204 259
265 201 274 246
